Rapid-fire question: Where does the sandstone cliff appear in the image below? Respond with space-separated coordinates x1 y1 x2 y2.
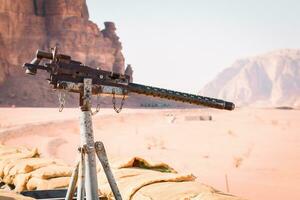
0 0 124 106
200 49 300 107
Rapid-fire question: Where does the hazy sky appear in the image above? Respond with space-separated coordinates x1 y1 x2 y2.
86 0 300 93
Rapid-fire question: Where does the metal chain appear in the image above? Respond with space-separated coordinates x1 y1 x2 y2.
58 90 66 112
112 89 126 113
91 94 101 116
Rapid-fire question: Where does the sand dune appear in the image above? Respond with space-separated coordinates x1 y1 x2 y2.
0 107 299 200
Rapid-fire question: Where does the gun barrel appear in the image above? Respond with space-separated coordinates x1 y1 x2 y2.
36 50 53 60
126 83 235 110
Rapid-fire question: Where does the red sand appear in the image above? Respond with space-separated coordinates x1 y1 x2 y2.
0 107 299 200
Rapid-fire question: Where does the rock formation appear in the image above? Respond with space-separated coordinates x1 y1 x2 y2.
0 0 125 106
200 49 300 107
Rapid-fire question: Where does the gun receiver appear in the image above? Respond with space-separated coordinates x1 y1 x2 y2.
23 48 235 111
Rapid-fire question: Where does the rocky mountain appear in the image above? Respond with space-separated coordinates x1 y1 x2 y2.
200 49 300 107
0 0 124 106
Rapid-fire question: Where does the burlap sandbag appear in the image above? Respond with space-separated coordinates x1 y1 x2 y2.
13 173 32 193
132 181 245 200
110 156 176 173
0 147 25 156
0 149 38 178
0 190 35 200
0 148 38 161
12 164 71 192
98 168 195 200
0 159 15 178
30 164 72 179
3 158 60 184
26 176 70 190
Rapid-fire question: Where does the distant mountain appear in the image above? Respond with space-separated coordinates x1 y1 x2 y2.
0 0 125 107
200 49 300 107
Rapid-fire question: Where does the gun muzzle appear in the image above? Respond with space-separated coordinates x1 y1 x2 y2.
24 57 41 75
224 101 235 111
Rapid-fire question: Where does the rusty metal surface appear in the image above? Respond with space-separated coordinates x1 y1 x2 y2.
79 79 99 200
65 161 79 200
56 81 127 97
95 141 122 200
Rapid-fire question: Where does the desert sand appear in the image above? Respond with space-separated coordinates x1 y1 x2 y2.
0 107 299 200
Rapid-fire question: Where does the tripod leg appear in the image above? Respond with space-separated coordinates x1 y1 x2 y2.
65 161 80 200
95 141 123 200
77 147 86 200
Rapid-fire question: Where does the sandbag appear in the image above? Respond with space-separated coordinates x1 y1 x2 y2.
110 156 176 173
0 159 15 178
0 148 38 161
98 168 195 200
3 158 59 184
0 148 20 156
132 181 245 200
26 176 70 190
13 173 31 193
12 164 71 192
0 148 38 178
30 164 72 179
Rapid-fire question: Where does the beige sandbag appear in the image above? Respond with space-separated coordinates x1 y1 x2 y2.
98 168 195 200
0 159 16 178
0 146 30 155
26 177 70 190
3 158 58 184
0 148 38 161
97 168 152 185
31 164 72 179
0 147 38 178
0 190 35 200
110 156 176 173
132 181 245 200
8 158 63 176
13 164 71 192
13 173 32 193
0 148 19 156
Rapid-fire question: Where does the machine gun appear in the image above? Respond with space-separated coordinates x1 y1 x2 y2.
23 47 234 111
22 47 235 200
